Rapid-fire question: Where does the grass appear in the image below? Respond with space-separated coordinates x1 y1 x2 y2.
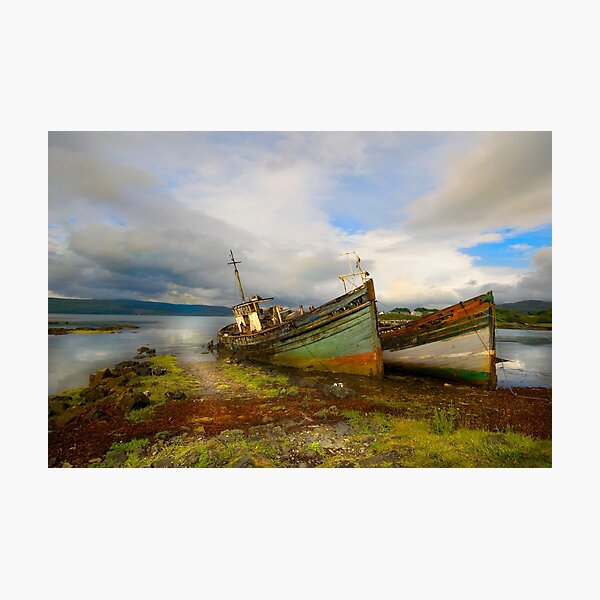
431 404 457 434
330 418 552 468
87 413 551 468
127 355 200 403
109 438 150 453
221 363 299 397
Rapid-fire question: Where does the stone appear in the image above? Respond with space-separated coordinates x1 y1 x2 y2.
152 366 167 376
217 429 245 442
232 455 255 468
117 391 151 413
82 387 105 403
333 421 350 436
152 457 175 468
165 389 187 401
321 384 355 399
89 368 114 387
133 362 152 376
105 451 128 466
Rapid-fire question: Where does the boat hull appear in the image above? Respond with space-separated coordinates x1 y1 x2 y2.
379 292 496 388
218 280 383 377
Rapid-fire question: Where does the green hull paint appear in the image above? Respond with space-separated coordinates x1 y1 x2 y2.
219 280 383 376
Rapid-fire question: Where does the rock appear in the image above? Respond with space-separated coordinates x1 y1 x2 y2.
165 389 187 401
232 455 255 468
89 368 114 387
135 347 156 358
152 366 167 376
321 384 355 399
320 437 344 450
217 429 245 442
335 460 356 468
105 451 128 467
132 362 152 376
88 458 101 464
48 456 58 468
114 360 138 371
117 391 151 413
179 449 201 467
288 375 321 389
82 387 105 403
333 421 350 436
151 457 176 469
101 375 129 391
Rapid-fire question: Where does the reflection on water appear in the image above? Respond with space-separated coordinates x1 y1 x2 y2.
48 314 232 394
48 317 552 394
496 328 552 388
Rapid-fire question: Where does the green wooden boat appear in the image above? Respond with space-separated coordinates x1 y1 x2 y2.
217 252 383 377
379 292 497 389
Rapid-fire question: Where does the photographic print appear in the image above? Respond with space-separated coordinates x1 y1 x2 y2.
48 131 551 468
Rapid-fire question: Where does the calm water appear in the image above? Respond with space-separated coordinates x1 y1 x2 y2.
48 314 231 394
495 328 552 388
48 316 552 394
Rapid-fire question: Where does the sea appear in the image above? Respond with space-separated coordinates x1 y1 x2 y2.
48 314 552 395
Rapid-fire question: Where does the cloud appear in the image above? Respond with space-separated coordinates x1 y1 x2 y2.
406 132 551 242
48 132 552 307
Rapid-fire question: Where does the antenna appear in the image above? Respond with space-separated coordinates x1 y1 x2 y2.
228 250 246 302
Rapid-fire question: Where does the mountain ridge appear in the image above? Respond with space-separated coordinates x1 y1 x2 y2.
496 300 551 313
48 297 232 316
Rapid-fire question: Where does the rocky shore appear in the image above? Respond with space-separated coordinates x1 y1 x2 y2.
48 351 552 468
48 323 140 335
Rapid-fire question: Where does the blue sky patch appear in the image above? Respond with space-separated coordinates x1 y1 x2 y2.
461 224 551 267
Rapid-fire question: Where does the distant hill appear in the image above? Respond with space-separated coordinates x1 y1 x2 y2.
48 298 232 316
497 300 552 313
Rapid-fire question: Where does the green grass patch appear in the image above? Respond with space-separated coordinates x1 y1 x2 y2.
332 417 552 468
221 363 298 397
431 404 458 434
127 355 200 403
109 438 150 453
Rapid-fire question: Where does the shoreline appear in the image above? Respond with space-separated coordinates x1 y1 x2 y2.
48 352 552 468
48 323 140 335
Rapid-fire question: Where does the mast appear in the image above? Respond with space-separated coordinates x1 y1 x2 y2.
339 251 370 292
228 250 246 303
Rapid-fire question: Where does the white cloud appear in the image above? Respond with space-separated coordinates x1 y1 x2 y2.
48 132 552 307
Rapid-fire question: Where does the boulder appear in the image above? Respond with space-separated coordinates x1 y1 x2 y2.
152 366 167 376
82 387 105 403
89 368 114 388
133 362 152 376
117 391 151 413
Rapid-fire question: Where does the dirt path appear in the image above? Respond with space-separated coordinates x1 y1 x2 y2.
181 360 249 398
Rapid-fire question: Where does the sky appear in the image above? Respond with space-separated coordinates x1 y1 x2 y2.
48 131 551 309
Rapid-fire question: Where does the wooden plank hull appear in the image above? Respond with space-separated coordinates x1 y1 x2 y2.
379 292 496 388
218 279 383 377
